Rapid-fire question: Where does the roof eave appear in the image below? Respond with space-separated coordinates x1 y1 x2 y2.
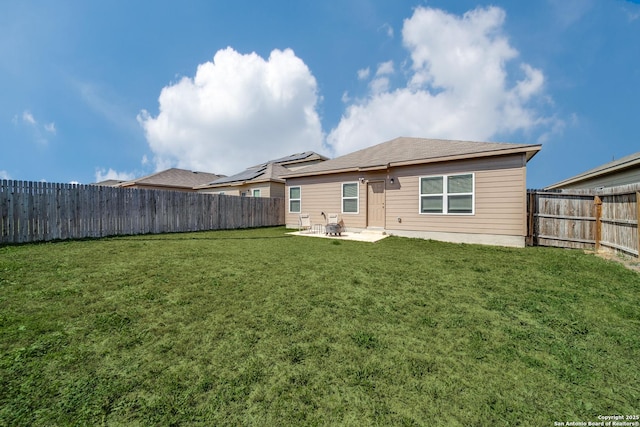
284 145 541 179
545 157 640 189
119 182 193 190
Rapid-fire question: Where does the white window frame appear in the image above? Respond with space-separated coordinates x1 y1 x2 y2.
419 173 475 215
289 186 301 213
253 189 261 197
342 182 359 214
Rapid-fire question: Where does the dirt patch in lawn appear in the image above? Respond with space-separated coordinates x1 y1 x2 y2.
589 250 640 273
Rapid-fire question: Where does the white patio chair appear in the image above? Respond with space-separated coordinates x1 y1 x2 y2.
298 213 311 232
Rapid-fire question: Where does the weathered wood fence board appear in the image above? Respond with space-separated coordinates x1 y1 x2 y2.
527 183 639 257
0 180 285 244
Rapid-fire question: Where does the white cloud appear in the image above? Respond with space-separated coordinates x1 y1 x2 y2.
94 168 136 183
138 47 325 175
328 6 554 156
368 61 395 95
379 23 394 38
376 61 394 76
44 122 56 134
22 110 36 125
0 170 10 180
357 67 371 80
13 110 56 145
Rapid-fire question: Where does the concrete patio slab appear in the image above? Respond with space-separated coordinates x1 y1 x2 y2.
287 229 388 243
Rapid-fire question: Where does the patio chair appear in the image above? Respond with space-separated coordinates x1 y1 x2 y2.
325 213 343 236
298 213 311 232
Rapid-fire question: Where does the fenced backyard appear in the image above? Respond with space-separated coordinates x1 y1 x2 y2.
0 180 285 244
527 183 640 257
3 179 639 257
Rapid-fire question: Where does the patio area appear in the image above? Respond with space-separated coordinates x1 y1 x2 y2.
287 228 388 243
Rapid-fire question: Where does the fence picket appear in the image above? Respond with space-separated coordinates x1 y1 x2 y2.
528 184 639 257
0 180 285 244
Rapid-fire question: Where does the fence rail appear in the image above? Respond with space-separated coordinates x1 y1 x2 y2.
0 180 285 244
527 183 640 257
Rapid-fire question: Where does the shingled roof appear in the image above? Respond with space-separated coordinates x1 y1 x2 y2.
545 151 640 189
283 137 541 178
206 162 292 186
119 168 224 190
202 151 328 187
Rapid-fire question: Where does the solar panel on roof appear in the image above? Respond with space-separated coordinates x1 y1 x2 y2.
207 166 266 184
269 151 312 163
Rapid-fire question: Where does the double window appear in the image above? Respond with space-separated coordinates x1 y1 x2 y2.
420 173 474 214
342 182 359 213
289 186 301 213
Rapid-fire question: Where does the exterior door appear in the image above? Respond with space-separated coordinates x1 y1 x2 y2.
367 181 385 228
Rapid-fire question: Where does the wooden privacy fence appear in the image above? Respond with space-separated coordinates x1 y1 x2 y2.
0 180 285 244
527 183 640 257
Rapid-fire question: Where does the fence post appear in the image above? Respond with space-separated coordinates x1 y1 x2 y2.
594 195 602 252
637 191 640 259
529 191 537 246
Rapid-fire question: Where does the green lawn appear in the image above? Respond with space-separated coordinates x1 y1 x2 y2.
1 227 639 426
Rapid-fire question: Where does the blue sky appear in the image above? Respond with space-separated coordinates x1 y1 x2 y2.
1 0 639 188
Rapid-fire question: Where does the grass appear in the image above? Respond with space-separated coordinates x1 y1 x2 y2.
1 226 639 426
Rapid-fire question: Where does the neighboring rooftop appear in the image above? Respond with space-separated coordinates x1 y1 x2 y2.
92 179 126 187
545 151 640 190
119 168 224 190
203 151 328 187
283 137 541 177
205 162 292 186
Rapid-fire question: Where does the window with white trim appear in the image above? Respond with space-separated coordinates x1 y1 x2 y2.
420 173 474 214
289 186 301 213
253 189 261 197
342 182 359 213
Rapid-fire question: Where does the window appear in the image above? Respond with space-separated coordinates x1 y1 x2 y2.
342 182 359 213
253 189 261 197
420 173 474 215
289 186 301 213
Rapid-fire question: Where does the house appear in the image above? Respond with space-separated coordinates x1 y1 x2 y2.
283 137 541 247
92 179 126 187
197 151 328 197
118 168 224 192
545 151 640 190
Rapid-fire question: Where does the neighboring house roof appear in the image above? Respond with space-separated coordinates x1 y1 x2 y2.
245 151 329 170
119 168 224 190
205 162 292 186
283 137 541 178
545 151 640 189
200 151 328 188
92 179 126 187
